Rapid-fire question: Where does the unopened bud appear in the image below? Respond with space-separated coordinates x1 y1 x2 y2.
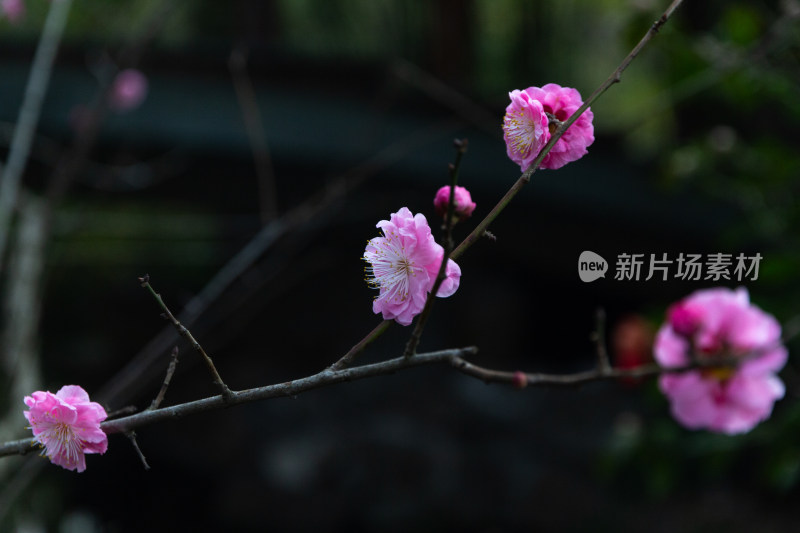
511 371 528 389
433 185 476 221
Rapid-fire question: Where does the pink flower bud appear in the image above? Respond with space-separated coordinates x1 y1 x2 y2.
511 371 528 389
433 185 476 221
110 69 148 112
1 0 24 23
666 301 703 337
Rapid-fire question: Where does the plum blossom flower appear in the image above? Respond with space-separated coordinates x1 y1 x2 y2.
24 385 108 472
502 83 594 171
1 0 24 23
433 185 476 221
502 88 550 173
109 69 148 112
363 207 461 326
654 287 787 435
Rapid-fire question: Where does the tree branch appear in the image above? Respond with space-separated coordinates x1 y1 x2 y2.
139 276 232 400
0 346 479 458
405 139 467 356
451 0 686 261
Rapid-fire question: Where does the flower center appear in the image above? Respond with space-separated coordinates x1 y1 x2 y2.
43 422 83 467
364 232 418 303
702 366 735 382
503 110 536 156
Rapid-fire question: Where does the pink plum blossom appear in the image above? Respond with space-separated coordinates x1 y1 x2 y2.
434 185 476 221
24 385 108 472
502 88 550 172
1 0 24 23
109 69 148 112
502 83 594 171
364 207 461 326
654 287 787 435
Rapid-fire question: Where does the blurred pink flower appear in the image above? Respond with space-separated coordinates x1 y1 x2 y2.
502 84 594 171
109 68 148 112
433 185 476 221
1 0 24 23
364 207 461 325
24 385 108 472
654 287 787 434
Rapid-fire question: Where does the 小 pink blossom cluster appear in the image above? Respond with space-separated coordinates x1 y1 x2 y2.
24 385 108 472
654 287 787 434
502 83 594 171
1 0 24 23
364 207 461 326
433 185 476 221
109 68 149 112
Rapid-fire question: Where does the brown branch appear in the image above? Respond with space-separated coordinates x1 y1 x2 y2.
125 431 150 470
97 116 462 407
2 332 790 460
451 0 686 261
149 346 179 410
405 139 467 356
139 275 233 400
329 320 391 371
0 346 480 458
452 334 792 388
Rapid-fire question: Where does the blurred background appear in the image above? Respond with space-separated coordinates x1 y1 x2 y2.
0 0 799 531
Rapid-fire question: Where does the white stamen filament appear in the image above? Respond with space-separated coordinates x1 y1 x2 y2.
42 422 82 467
364 231 419 303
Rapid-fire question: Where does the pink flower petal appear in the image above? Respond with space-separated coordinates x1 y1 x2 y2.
23 385 108 472
364 207 461 325
654 287 787 434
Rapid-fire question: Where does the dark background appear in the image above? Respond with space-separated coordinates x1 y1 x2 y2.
1 0 799 531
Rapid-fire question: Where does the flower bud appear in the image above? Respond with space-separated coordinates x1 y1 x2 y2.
110 69 148 112
433 185 476 221
511 371 528 389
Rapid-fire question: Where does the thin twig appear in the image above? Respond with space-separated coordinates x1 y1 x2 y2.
451 343 786 388
329 320 391 371
125 432 150 470
592 308 612 373
391 59 499 136
404 139 467 356
149 346 179 410
97 117 462 406
139 275 233 400
229 44 278 223
451 0 686 261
